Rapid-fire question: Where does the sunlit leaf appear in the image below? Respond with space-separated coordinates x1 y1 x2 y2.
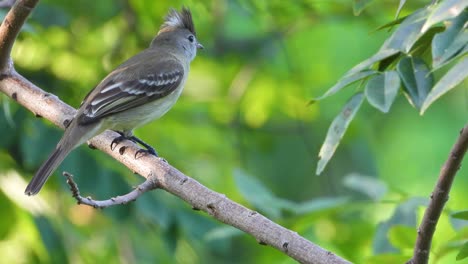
353 0 374 16
381 8 430 52
436 239 468 261
365 254 413 264
432 11 468 68
397 57 433 110
316 92 364 175
421 57 468 114
422 0 468 33
242 77 275 127
365 71 400 113
457 242 468 261
452 210 468 220
311 70 377 102
343 173 388 200
395 0 407 19
388 225 416 250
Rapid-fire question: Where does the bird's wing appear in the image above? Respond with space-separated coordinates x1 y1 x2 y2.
77 59 184 125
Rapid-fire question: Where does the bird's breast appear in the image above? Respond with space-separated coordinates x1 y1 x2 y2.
105 85 184 132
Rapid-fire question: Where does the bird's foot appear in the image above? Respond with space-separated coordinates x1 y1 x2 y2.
111 132 159 158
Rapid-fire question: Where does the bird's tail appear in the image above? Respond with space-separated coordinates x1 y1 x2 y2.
25 121 95 196
24 144 72 195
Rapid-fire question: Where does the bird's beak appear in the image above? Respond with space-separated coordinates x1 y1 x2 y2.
197 42 204 50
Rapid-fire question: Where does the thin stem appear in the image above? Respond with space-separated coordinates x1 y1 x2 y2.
407 125 468 264
64 172 159 209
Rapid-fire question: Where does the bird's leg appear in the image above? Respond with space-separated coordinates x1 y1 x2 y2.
130 136 158 158
111 131 158 158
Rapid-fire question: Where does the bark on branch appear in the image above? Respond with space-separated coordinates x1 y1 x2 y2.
0 1 350 263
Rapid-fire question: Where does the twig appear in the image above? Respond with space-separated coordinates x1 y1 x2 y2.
63 172 159 209
0 2 351 263
407 125 468 264
0 0 38 72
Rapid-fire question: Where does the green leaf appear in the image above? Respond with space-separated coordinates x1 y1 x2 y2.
432 11 468 68
421 56 468 114
353 0 374 16
343 173 388 200
395 0 407 19
433 43 468 72
365 254 413 264
311 70 377 102
375 16 407 32
422 0 468 33
204 226 243 242
434 37 467 69
234 169 292 219
381 8 430 53
346 49 400 77
35 217 68 263
20 119 61 169
365 71 400 113
397 57 433 110
436 239 468 261
373 198 427 253
410 26 445 57
293 197 349 215
388 225 416 250
1 95 15 128
316 92 364 175
452 210 468 220
457 242 468 261
135 192 172 231
378 52 402 71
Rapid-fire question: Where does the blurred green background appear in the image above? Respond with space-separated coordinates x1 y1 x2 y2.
1 0 467 263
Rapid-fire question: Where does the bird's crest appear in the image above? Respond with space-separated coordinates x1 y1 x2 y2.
158 7 196 36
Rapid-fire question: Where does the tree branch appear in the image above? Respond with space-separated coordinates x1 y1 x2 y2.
407 125 468 264
63 171 159 208
0 72 351 264
0 1 351 263
0 0 38 72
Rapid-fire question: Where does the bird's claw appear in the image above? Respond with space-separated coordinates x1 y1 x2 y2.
135 148 158 159
110 136 126 151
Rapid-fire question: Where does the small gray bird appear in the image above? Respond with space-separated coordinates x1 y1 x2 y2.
25 7 202 195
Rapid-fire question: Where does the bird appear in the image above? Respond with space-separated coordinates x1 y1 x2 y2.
25 7 202 195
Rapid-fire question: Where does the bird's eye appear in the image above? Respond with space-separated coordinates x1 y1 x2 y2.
188 35 194 43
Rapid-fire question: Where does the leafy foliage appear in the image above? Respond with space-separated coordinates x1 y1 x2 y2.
314 0 468 174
